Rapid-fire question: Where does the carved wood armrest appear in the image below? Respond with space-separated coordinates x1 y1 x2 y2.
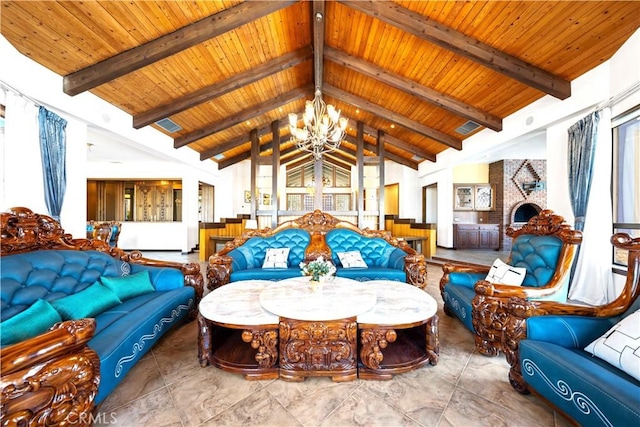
1 319 100 427
404 253 427 289
207 255 233 291
442 263 490 275
474 281 559 299
507 297 602 319
1 319 96 375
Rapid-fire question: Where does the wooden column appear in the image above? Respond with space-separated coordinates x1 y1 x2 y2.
271 120 280 227
250 129 259 220
356 121 365 227
377 130 386 230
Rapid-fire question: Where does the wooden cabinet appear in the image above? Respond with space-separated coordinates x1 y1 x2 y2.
454 224 499 250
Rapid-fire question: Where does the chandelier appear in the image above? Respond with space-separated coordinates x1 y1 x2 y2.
288 89 348 160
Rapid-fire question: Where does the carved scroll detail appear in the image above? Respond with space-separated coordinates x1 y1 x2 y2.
359 328 397 369
472 295 506 357
242 329 279 368
426 315 440 365
1 349 100 427
279 318 357 372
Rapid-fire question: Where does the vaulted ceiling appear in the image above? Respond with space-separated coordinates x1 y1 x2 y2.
2 1 639 170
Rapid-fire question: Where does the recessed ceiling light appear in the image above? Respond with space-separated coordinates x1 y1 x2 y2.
390 124 395 129
246 121 251 126
355 109 360 114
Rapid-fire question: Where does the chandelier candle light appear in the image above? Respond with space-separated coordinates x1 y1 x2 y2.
288 89 348 159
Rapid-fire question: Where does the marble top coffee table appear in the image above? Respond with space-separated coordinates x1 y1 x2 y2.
197 277 439 381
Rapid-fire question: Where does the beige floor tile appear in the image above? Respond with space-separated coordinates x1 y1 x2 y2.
98 355 165 413
94 387 182 427
320 388 423 427
198 388 301 427
168 367 265 427
266 377 361 426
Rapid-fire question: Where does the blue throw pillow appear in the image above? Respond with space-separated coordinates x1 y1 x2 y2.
51 282 122 320
0 299 62 347
100 270 156 301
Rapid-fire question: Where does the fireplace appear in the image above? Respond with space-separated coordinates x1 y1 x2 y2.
512 203 542 223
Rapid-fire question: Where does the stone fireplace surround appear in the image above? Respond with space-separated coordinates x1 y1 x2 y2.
489 159 547 251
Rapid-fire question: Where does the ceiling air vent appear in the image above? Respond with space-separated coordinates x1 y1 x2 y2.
455 120 481 135
155 118 182 133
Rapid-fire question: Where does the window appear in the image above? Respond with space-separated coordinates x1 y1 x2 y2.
612 107 640 266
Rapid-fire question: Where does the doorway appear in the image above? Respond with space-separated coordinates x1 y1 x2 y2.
423 183 437 223
384 183 399 216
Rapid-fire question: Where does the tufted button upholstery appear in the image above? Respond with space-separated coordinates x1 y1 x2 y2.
510 235 562 287
230 229 310 269
326 229 403 268
1 250 124 321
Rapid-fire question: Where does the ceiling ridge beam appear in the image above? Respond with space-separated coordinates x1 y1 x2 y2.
63 0 298 96
313 0 326 91
199 120 288 161
175 85 313 148
324 84 462 150
343 135 418 170
339 0 571 100
135 47 313 129
324 46 502 132
358 123 436 162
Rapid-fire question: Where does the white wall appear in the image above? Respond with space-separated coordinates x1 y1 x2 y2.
419 28 640 248
1 35 220 252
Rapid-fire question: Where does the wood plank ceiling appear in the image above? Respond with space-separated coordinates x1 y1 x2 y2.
2 1 639 170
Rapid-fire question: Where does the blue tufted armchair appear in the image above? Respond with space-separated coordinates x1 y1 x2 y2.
439 210 582 356
503 233 640 426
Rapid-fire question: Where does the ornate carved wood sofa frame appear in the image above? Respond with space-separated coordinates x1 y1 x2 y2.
439 210 582 356
502 233 640 426
207 210 427 291
0 208 204 426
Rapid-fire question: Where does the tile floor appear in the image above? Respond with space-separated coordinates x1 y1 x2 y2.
94 250 571 427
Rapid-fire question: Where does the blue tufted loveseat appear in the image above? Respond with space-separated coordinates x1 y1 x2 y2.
0 208 204 425
439 210 582 356
503 233 640 426
207 210 427 290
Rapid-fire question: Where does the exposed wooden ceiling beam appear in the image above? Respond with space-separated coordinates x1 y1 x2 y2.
63 1 297 96
343 135 418 170
325 84 462 150
340 0 571 100
135 47 313 129
174 85 312 148
359 123 436 162
325 46 502 132
199 120 288 161
313 0 325 91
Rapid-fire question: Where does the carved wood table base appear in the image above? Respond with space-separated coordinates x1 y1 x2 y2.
198 279 439 382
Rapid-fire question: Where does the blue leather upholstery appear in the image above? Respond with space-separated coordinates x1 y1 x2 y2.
224 227 408 283
519 306 640 426
0 249 195 404
443 233 567 332
326 229 407 282
227 228 310 281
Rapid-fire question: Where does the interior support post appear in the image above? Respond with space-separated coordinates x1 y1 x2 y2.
250 129 259 220
377 130 386 230
356 121 365 228
271 121 280 228
314 157 323 211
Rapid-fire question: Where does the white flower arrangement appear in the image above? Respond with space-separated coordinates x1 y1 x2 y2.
299 256 336 282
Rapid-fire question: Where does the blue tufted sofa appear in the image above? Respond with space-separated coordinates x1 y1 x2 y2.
439 210 582 356
0 208 204 425
207 210 427 290
503 233 640 426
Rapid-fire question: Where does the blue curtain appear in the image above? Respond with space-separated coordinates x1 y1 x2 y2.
38 106 67 222
567 111 600 232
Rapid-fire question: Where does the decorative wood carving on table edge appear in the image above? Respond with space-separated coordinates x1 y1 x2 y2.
1 319 100 427
502 233 640 393
1 207 204 319
278 317 358 382
440 210 582 357
207 210 427 291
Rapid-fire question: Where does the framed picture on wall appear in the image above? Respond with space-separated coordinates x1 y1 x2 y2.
454 185 474 210
475 184 495 211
